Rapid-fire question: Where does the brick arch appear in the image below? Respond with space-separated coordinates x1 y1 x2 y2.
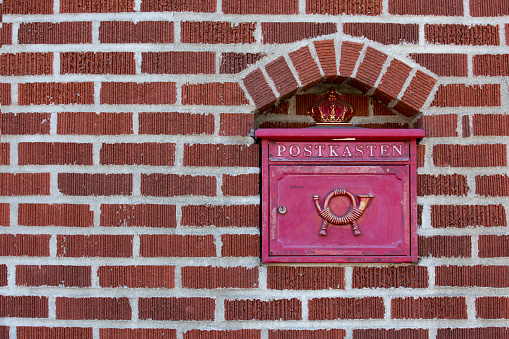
240 37 438 118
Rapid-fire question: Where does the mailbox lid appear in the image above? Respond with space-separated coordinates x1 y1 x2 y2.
268 165 411 260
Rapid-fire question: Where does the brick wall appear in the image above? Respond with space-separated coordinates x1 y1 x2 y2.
1 0 509 337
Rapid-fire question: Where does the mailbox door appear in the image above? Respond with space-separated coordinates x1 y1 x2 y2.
268 165 410 260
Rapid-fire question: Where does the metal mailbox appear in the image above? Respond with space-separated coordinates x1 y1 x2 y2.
256 127 424 263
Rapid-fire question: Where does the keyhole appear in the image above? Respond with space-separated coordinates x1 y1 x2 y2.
278 206 287 214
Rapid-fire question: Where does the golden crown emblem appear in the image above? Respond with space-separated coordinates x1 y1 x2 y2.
309 88 355 125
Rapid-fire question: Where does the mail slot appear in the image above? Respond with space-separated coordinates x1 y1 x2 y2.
256 90 424 263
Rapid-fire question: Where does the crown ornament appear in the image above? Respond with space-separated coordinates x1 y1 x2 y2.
309 88 355 125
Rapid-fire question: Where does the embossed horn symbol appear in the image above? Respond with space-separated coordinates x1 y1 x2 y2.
313 189 373 236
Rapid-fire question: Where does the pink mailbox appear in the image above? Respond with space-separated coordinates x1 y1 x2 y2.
256 127 424 263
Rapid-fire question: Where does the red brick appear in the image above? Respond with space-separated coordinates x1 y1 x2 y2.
0 204 9 226
185 329 260 339
181 205 259 227
357 122 409 129
139 297 215 321
473 113 509 136
289 46 322 89
433 144 506 167
270 101 290 115
265 57 298 100
56 297 131 320
309 297 384 320
100 204 176 228
436 265 509 287
418 174 467 196
373 100 395 116
222 174 259 196
419 235 471 258
437 328 509 339
219 113 254 136
474 54 509 76
349 47 388 92
100 143 175 166
417 144 425 167
296 94 369 116
0 265 7 286
393 70 437 117
182 266 258 289
0 144 9 166
139 112 214 135
100 329 176 339
262 22 337 44
57 112 132 135
337 41 363 82
2 0 53 14
411 53 468 77
0 234 50 256
58 173 132 196
98 265 175 288
141 174 216 197
0 83 11 105
18 142 92 165
181 21 255 44
100 82 176 105
141 0 216 12
0 173 50 196
19 22 92 44
18 204 93 227
417 114 458 137
431 204 506 228
476 174 509 196
221 234 260 257
389 0 462 15
225 298 301 320
17 327 92 339
0 327 6 338
99 21 174 43
432 84 501 107
314 39 337 80
142 52 215 74
352 266 428 289
220 53 265 74
344 23 418 45
462 115 471 138
392 297 467 319
19 82 94 105
2 113 50 135
307 0 381 14
0 53 52 76
243 69 277 112
184 144 259 167
61 52 135 75
426 24 499 45
268 266 344 290
354 329 428 339
0 296 48 318
1 24 13 47
476 297 509 319
479 235 509 257
470 0 509 16
60 0 134 12
57 235 133 257
258 121 315 129
182 83 249 105
140 234 216 257
16 265 91 287
223 0 297 14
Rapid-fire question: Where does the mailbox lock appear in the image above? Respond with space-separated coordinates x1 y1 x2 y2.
278 206 287 214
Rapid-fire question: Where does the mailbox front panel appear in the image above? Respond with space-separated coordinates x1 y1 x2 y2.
257 128 423 263
269 165 410 260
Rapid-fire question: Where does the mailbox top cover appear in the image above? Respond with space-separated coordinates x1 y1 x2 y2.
257 128 424 263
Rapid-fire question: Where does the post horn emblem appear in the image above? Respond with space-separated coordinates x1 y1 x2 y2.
313 189 373 236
